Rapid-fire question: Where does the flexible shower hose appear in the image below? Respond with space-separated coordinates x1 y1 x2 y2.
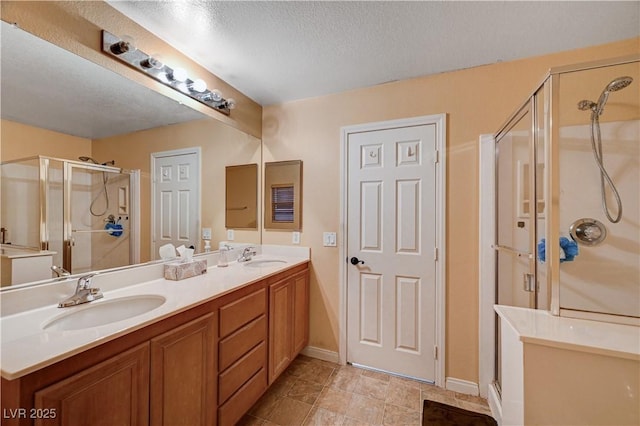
590 112 622 223
89 171 110 217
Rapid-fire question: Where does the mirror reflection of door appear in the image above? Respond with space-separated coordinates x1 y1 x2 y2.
151 148 201 259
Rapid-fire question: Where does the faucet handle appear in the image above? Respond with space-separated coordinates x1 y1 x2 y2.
77 273 97 289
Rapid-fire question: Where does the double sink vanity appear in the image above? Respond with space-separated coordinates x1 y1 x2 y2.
0 245 310 426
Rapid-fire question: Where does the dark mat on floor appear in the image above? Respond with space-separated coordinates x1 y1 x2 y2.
422 399 497 426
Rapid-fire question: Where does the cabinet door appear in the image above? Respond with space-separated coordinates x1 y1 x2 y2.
150 313 216 426
292 271 309 355
34 343 150 426
268 279 293 383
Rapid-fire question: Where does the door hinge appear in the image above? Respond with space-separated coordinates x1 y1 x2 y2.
434 345 438 360
434 247 438 261
523 273 535 292
434 150 440 164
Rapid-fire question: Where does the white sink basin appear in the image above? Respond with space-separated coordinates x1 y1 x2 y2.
243 259 287 268
43 295 166 331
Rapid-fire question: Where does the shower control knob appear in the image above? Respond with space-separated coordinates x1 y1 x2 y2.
570 218 607 246
350 257 365 265
583 225 602 240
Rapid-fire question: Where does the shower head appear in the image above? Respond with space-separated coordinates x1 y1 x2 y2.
78 156 115 166
595 76 634 116
606 76 633 92
79 156 99 164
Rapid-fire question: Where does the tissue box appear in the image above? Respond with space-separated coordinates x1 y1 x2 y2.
164 259 208 281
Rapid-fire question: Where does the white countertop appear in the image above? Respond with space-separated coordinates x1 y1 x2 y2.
0 246 309 380
495 305 640 361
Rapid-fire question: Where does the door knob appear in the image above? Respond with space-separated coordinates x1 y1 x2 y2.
350 257 365 265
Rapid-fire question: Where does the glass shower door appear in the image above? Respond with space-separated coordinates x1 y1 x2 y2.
64 163 132 274
495 103 537 309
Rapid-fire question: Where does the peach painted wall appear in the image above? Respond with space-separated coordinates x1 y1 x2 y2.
261 37 640 383
1 119 91 162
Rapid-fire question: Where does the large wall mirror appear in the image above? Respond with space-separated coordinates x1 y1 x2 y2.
0 21 262 288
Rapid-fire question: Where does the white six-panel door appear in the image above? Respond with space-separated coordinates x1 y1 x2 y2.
346 124 438 382
151 149 200 259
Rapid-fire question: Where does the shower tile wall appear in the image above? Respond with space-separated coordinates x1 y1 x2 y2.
558 120 640 318
557 62 640 319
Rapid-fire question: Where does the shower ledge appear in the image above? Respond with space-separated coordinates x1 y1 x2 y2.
495 305 640 361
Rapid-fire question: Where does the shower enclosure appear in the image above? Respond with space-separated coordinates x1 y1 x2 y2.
0 156 140 280
492 54 639 395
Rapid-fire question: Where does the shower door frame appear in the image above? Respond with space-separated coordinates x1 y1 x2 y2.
62 161 139 273
480 53 640 404
547 54 640 317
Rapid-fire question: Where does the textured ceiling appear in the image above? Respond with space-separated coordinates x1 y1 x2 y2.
1 2 638 140
108 1 640 106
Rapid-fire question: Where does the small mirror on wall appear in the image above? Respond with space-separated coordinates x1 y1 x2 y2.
225 164 258 229
264 160 302 230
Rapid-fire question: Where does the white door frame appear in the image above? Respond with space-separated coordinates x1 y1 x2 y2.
339 114 447 387
478 134 497 399
150 147 202 260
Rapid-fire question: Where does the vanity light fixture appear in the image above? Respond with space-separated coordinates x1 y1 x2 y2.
102 30 236 116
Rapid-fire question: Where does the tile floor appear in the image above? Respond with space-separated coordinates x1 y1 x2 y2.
239 355 492 426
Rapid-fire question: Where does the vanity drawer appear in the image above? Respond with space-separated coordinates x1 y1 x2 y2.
218 367 268 426
218 340 266 404
219 287 266 338
219 315 266 371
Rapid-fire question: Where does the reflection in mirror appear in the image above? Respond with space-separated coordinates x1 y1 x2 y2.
226 164 258 229
0 21 261 289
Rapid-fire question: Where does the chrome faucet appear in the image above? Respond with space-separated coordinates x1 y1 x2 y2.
51 265 71 278
58 273 103 308
237 246 257 262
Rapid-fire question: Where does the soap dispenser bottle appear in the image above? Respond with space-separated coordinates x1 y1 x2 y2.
217 246 228 267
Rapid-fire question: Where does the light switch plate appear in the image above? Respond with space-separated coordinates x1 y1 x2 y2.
202 228 212 240
292 231 301 245
323 232 337 247
227 229 235 241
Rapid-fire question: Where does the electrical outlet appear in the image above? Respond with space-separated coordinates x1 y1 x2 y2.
323 232 337 247
227 229 235 241
202 228 212 240
292 231 301 245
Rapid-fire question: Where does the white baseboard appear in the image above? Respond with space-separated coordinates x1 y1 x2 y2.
445 377 480 396
300 346 341 364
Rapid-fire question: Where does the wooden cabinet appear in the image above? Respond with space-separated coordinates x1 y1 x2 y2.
150 314 216 426
33 343 150 426
217 287 268 426
268 268 309 383
1 262 310 426
292 270 310 355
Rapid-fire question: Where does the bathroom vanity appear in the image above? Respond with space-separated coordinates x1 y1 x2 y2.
0 246 309 426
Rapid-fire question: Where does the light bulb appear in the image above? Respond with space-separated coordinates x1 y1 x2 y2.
191 79 207 93
110 35 136 55
170 67 188 82
210 89 222 102
226 98 237 109
140 54 164 70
